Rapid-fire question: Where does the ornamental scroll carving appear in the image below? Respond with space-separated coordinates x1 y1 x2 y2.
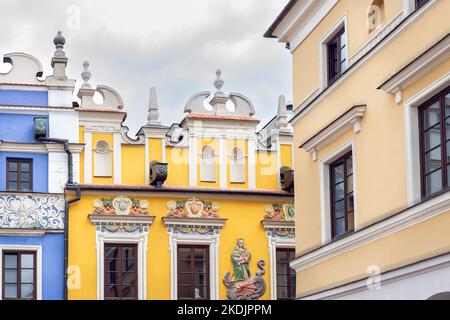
0 193 65 230
262 204 295 238
92 196 149 216
166 197 219 219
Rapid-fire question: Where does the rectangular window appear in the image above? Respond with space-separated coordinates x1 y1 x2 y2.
419 86 450 198
2 251 36 300
415 0 430 10
177 245 209 300
327 27 347 85
104 243 138 300
330 151 354 239
6 158 32 192
276 248 296 300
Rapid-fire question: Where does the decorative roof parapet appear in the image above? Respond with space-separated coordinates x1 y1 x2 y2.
184 70 255 118
77 61 124 111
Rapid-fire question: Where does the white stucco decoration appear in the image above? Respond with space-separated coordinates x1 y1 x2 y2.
0 52 44 84
183 70 256 118
184 91 213 114
94 140 112 177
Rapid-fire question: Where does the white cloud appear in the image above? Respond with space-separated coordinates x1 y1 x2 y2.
0 0 291 135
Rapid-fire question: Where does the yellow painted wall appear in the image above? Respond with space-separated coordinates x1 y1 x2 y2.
290 0 450 296
79 126 85 184
280 144 293 168
92 133 114 184
256 151 278 190
122 145 146 185
227 139 248 189
197 138 220 188
292 0 404 106
68 192 290 300
297 210 450 297
148 138 162 162
165 146 189 187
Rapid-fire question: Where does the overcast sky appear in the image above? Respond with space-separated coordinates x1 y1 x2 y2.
0 0 291 136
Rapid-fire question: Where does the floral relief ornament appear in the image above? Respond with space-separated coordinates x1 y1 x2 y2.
93 196 149 216
167 197 219 218
264 203 295 221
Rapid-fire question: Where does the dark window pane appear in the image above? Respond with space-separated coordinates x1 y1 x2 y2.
195 286 207 299
106 272 119 285
4 254 17 268
21 284 34 299
194 248 206 261
21 269 34 283
178 273 192 286
8 162 18 171
106 260 118 273
122 258 135 272
334 218 346 237
20 183 30 192
8 172 17 181
195 261 207 273
178 248 192 260
178 260 192 273
105 285 119 298
346 157 353 175
277 274 288 287
445 93 450 117
4 284 17 298
121 286 135 298
195 272 207 287
105 247 119 259
4 270 17 283
347 175 353 194
346 193 354 213
121 272 136 286
334 182 345 200
334 200 345 218
178 286 192 299
425 148 442 174
423 101 441 129
21 254 34 268
20 172 30 182
8 181 17 191
334 165 344 183
426 169 442 195
277 286 288 299
21 162 30 172
424 125 441 151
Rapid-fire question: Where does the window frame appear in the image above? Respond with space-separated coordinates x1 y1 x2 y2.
415 0 430 10
2 251 37 300
327 26 346 86
329 151 355 240
6 158 33 192
103 243 138 300
418 85 450 198
177 244 210 300
275 248 296 300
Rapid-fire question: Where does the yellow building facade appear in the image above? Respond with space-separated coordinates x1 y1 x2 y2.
67 67 296 300
266 0 450 299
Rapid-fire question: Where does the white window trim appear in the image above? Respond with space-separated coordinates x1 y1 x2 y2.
404 73 450 205
95 230 148 300
319 15 348 91
168 232 220 300
319 139 358 244
0 245 42 300
267 236 295 300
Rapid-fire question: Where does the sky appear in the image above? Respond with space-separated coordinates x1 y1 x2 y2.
0 0 291 136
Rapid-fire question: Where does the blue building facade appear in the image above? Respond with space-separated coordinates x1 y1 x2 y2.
0 34 79 300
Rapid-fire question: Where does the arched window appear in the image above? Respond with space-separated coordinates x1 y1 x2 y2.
230 147 245 183
368 0 385 32
94 140 112 177
200 145 216 182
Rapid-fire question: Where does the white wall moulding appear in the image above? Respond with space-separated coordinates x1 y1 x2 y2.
0 193 65 230
300 105 366 161
291 191 450 272
93 139 112 177
378 34 450 103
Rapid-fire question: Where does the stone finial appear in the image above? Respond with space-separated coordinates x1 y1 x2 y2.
214 69 225 97
53 31 66 58
147 86 161 125
81 61 92 89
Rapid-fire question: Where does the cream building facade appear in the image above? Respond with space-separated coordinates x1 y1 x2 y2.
266 0 450 299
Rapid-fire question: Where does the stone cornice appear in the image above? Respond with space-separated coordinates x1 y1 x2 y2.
162 217 227 229
378 33 450 103
88 214 156 226
300 105 366 161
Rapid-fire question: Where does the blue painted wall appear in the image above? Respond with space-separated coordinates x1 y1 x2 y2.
0 113 48 143
0 234 64 300
0 152 48 192
0 90 48 107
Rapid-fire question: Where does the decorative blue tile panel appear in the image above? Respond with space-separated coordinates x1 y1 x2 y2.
0 193 64 230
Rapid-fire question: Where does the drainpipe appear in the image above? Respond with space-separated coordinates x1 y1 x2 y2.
38 137 80 300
